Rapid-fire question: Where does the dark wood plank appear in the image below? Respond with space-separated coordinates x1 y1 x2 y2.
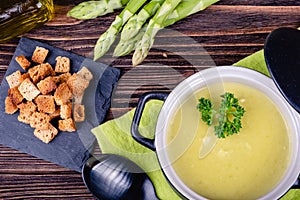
0 0 299 199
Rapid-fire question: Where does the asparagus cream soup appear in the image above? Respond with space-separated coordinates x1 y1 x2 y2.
166 82 290 200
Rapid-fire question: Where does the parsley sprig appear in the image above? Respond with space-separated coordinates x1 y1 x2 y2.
197 92 245 138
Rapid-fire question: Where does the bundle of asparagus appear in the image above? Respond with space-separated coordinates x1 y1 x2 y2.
68 0 219 66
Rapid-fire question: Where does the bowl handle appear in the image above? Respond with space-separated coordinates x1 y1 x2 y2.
131 92 169 151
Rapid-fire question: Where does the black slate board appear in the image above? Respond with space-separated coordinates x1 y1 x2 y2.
0 37 120 172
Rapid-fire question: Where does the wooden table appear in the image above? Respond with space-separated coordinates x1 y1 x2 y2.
0 0 299 199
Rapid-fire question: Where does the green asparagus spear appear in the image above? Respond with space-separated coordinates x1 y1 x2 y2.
132 0 218 65
114 0 219 58
132 0 182 66
93 0 148 61
113 24 146 57
164 0 219 26
67 0 129 20
120 0 164 41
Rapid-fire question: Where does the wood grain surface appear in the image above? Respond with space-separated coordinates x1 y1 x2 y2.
0 0 299 199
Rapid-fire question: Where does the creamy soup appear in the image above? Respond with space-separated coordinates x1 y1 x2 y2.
166 82 290 200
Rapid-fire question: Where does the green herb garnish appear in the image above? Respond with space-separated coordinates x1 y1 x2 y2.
197 92 245 138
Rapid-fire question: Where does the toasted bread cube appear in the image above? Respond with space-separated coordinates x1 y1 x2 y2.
6 70 22 88
52 73 71 85
17 102 36 124
27 65 39 83
17 101 37 115
18 78 40 101
18 112 32 124
55 56 70 73
59 72 71 83
15 55 31 70
28 63 55 84
77 66 93 81
58 118 76 132
54 83 72 105
34 123 58 144
31 46 49 64
30 112 50 130
73 95 83 104
60 103 72 119
73 104 85 122
67 74 89 96
5 97 18 114
37 77 57 95
35 95 56 114
20 73 30 83
8 86 24 105
43 63 56 76
49 108 60 120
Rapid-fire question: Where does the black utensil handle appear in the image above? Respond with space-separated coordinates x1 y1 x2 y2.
131 92 169 151
291 176 300 189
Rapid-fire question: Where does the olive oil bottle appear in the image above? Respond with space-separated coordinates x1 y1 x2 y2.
0 0 54 43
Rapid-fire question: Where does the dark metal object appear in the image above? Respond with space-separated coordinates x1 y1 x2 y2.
82 154 159 200
264 27 300 114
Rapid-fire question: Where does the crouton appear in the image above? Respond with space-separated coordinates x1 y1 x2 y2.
18 78 40 101
73 95 83 104
17 101 37 115
37 76 57 95
27 65 39 83
28 63 55 83
30 112 50 130
77 66 93 81
52 72 71 85
31 46 49 64
54 82 72 105
73 104 85 122
67 73 89 96
5 97 18 114
35 95 56 114
15 55 31 70
18 112 32 124
49 108 60 120
20 73 30 83
8 86 24 105
43 62 56 76
6 70 22 88
55 56 70 73
58 118 76 132
34 123 58 144
60 103 72 119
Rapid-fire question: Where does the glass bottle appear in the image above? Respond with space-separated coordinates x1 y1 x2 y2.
0 0 54 43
